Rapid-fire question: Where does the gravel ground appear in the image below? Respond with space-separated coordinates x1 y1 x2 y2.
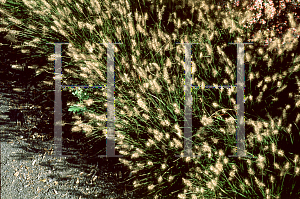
0 85 137 199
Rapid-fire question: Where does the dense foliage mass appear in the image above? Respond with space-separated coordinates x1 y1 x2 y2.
1 0 300 198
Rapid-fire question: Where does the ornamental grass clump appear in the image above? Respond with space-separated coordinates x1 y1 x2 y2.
1 0 300 198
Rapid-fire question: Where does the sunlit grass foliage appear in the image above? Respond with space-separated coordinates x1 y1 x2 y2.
1 0 300 198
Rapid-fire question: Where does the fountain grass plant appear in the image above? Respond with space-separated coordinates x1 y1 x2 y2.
1 0 300 198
